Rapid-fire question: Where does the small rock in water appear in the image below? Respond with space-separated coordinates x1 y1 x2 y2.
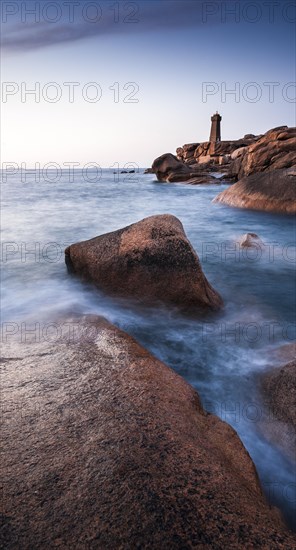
239 233 264 248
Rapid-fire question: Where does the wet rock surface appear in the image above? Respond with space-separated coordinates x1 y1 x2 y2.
65 214 223 311
238 233 264 248
258 358 296 463
262 360 296 428
1 314 296 549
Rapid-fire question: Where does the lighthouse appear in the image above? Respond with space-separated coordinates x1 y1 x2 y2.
209 112 222 142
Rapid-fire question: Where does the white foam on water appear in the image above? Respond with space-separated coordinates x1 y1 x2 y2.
2 169 295 528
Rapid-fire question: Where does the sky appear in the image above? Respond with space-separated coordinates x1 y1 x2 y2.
1 0 295 167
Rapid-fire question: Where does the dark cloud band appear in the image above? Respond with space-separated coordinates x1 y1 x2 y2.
1 1 216 52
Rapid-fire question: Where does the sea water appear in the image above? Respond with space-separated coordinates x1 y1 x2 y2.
1 169 295 529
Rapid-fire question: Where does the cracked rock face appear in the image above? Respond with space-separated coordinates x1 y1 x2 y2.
65 214 223 311
1 314 295 549
235 127 296 179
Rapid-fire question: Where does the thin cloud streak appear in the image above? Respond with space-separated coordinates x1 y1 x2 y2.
1 1 219 52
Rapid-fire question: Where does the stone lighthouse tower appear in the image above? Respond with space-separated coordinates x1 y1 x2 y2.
209 112 222 142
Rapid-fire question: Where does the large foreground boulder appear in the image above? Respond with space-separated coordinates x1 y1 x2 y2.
1 314 296 549
151 153 217 184
65 215 223 310
213 168 296 214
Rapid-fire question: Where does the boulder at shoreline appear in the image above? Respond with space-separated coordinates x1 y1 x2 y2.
1 314 296 549
213 168 296 214
151 153 218 184
65 214 223 311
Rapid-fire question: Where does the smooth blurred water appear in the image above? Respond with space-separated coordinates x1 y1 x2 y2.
1 169 296 528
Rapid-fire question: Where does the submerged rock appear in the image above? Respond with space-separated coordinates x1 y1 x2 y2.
1 314 296 549
65 214 223 311
269 343 296 364
213 168 296 214
238 233 264 248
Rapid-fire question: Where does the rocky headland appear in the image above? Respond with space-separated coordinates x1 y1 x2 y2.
149 125 296 214
176 134 258 168
1 314 296 549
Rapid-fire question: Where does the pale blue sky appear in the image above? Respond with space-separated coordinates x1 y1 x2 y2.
1 0 295 166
